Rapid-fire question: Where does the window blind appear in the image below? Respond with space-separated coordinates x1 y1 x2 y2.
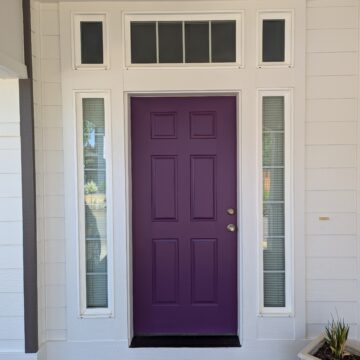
262 96 286 308
82 98 108 308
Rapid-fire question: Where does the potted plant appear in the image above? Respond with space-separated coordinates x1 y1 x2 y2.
298 317 360 360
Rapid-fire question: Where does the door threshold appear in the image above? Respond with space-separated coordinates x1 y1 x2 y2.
130 335 241 348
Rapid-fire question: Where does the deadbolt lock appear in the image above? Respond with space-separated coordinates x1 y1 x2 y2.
227 208 236 215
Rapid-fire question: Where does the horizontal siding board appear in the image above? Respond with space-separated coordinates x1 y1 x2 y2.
45 263 66 285
0 222 22 245
40 35 60 60
0 137 21 150
0 198 22 222
44 195 64 218
306 76 357 99
45 286 66 308
44 173 64 195
306 191 356 212
306 213 356 235
41 59 61 83
0 123 20 137
307 29 357 53
0 340 25 352
307 258 357 279
306 168 357 190
307 7 358 29
40 10 60 36
45 218 65 240
0 269 24 293
45 241 65 263
0 293 24 317
307 53 357 76
0 317 24 340
43 128 63 151
44 151 64 173
306 99 356 122
0 150 21 173
307 235 357 257
307 301 357 324
46 307 66 330
306 145 356 168
46 329 66 341
307 280 357 301
0 174 22 197
42 83 62 106
307 0 359 8
306 122 357 145
42 106 62 128
0 246 23 269
307 324 357 339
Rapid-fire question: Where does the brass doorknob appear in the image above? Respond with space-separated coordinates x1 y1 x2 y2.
227 224 236 232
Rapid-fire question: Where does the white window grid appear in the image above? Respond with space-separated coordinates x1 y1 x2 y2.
123 12 244 68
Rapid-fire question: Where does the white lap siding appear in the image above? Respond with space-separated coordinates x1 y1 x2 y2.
306 0 359 340
0 79 25 352
32 0 66 344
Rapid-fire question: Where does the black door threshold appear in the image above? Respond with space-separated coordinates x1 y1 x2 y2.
130 335 241 348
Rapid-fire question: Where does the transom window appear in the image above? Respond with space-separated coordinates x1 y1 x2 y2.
258 11 293 67
125 13 243 66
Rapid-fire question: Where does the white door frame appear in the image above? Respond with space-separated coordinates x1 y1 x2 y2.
123 90 243 345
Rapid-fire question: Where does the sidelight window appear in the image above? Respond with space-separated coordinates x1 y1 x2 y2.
76 92 113 317
259 90 292 314
125 13 243 66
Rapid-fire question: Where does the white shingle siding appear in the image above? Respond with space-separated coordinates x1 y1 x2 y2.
305 0 359 340
0 79 24 352
32 1 66 344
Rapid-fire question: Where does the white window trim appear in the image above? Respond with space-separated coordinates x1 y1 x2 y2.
123 11 244 68
73 13 109 70
257 10 294 68
75 91 114 318
257 89 294 316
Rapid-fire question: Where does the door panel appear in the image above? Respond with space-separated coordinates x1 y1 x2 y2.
132 96 237 335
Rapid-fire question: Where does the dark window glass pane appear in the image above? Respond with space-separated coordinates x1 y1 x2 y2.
262 19 285 62
158 22 183 63
131 22 157 64
81 22 104 64
211 21 236 63
185 22 209 63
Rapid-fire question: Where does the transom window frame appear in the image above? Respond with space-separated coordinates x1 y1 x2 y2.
75 91 114 318
123 12 244 68
73 13 109 70
257 10 294 68
257 88 294 316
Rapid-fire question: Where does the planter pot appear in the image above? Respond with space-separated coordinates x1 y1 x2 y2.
298 335 360 360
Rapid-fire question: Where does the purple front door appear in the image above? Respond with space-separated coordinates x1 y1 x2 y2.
131 96 237 335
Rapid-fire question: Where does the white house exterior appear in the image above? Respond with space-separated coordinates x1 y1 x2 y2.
1 0 360 359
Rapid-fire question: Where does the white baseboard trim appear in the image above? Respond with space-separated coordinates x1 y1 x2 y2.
43 339 310 360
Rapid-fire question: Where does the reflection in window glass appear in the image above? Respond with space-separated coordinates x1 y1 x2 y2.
82 98 108 308
262 96 286 308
